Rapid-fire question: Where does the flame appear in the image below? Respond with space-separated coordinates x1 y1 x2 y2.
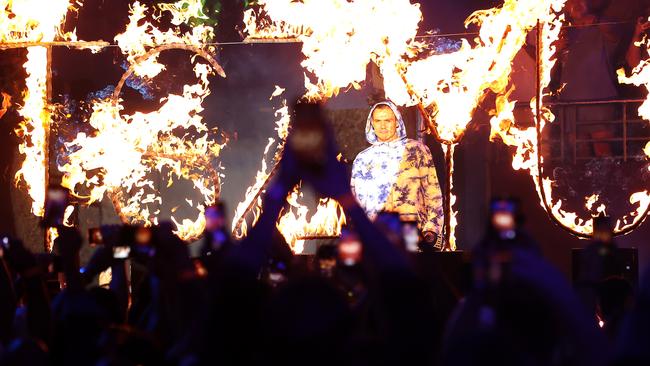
59 1 225 241
43 204 74 252
232 95 290 238
0 92 11 119
487 1 603 235
387 0 567 247
487 1 650 236
115 1 214 79
442 144 458 251
60 65 224 241
0 0 77 44
157 0 209 26
15 47 50 216
244 0 423 100
385 1 567 142
45 227 58 253
2 0 76 216
231 90 347 251
63 204 75 226
585 194 599 211
276 184 346 253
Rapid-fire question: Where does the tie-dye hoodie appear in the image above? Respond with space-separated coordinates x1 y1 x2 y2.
351 101 443 236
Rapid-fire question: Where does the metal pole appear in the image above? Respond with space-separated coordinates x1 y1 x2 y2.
443 143 454 251
43 46 52 252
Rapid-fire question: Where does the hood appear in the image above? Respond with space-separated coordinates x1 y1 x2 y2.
365 101 407 145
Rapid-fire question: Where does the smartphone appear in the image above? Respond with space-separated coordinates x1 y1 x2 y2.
42 184 69 228
289 102 328 173
134 227 152 246
490 199 517 239
205 203 226 233
113 246 131 259
338 231 362 266
0 236 8 257
375 211 403 245
88 228 103 246
1 236 9 249
266 259 288 288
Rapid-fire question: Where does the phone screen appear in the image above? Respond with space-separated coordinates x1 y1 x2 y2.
113 246 130 259
492 211 515 232
401 221 420 252
205 205 225 232
338 236 362 266
490 199 517 239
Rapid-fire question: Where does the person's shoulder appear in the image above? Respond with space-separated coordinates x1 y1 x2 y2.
354 145 374 160
353 145 376 161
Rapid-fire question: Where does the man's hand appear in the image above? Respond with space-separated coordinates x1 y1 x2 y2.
423 231 436 242
423 231 444 250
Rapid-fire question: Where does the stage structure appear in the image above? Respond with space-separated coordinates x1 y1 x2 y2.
1 0 649 253
240 0 650 249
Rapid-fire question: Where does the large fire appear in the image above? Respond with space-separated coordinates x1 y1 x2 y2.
244 0 422 100
2 0 77 216
58 1 225 241
491 2 650 236
277 185 346 253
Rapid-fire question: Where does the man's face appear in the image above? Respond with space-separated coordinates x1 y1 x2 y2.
371 107 399 142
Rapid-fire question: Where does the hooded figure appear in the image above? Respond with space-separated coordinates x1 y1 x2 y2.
351 101 443 245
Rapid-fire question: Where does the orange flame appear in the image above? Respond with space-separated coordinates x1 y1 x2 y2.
0 92 11 119
276 184 346 253
59 1 225 241
489 1 650 236
116 1 214 79
3 0 77 216
244 0 423 100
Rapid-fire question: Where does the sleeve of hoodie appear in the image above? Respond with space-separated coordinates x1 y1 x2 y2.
350 152 368 211
419 143 444 235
